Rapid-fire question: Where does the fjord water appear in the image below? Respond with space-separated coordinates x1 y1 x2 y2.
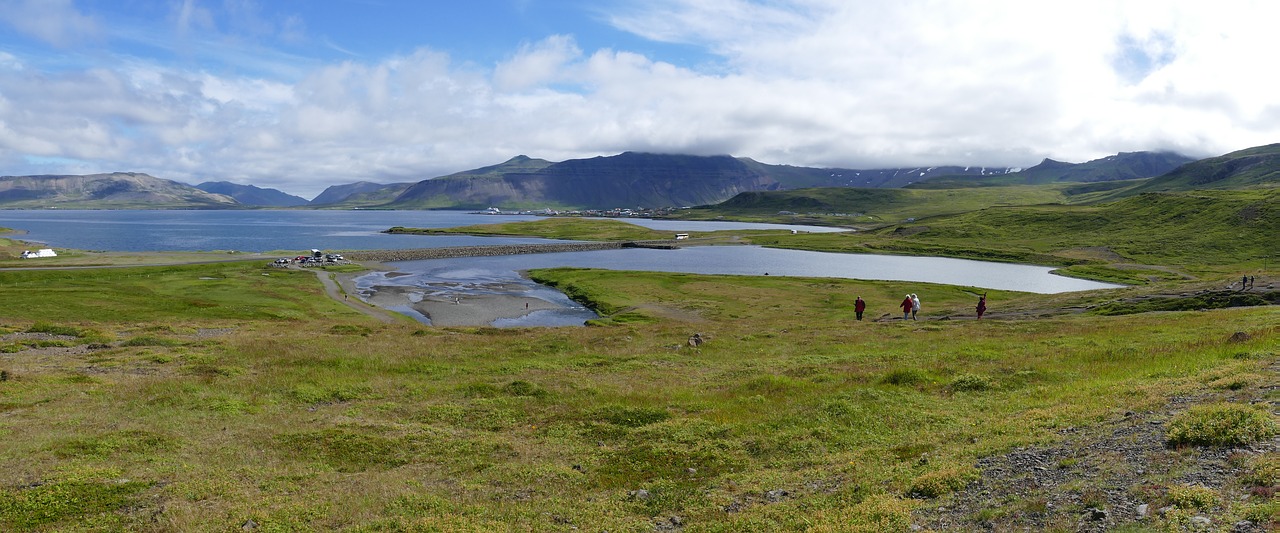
0 210 551 251
0 210 845 252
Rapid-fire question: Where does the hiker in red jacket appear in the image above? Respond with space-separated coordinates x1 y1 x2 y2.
976 293 987 320
900 295 913 320
855 296 866 321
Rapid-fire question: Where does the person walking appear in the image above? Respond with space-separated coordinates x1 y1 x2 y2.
976 293 987 320
900 295 913 320
910 294 921 320
855 296 866 321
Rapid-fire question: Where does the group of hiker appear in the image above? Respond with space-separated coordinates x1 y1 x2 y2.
852 292 987 321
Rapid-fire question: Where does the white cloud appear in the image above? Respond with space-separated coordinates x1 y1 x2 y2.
0 0 101 47
1 0 1279 197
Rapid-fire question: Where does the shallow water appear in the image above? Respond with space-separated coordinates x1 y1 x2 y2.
359 245 1121 327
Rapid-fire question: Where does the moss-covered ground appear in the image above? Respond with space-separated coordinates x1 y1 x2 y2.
0 254 1275 530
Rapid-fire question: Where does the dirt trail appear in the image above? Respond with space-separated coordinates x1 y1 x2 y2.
312 269 399 323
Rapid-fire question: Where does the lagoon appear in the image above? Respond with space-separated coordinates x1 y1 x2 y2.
356 245 1121 326
1 209 1120 326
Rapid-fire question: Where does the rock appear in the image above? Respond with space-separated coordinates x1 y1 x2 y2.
629 489 651 500
1228 331 1251 343
688 333 704 347
1191 515 1211 527
1136 504 1149 518
242 519 259 530
685 467 697 474
765 489 789 502
1087 507 1107 521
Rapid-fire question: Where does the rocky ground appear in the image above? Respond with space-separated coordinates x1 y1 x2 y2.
910 358 1279 532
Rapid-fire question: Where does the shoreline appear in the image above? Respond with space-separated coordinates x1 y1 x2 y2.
341 263 572 327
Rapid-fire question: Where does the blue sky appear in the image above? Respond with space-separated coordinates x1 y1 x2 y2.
1 0 1278 198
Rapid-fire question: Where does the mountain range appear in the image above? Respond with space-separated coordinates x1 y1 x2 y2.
195 181 310 207
0 172 237 209
0 146 1270 210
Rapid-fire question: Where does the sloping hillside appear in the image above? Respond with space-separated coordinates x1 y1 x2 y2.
871 189 1278 267
196 181 309 207
912 151 1193 188
740 158 1016 188
310 181 412 205
0 173 238 209
1121 143 1280 193
388 152 780 209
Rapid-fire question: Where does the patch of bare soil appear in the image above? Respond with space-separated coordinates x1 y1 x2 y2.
911 364 1280 532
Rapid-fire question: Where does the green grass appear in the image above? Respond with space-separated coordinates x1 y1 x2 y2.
746 188 1278 278
0 261 359 323
0 247 1275 529
676 184 1076 226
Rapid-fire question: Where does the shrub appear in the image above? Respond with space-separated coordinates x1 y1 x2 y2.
1244 453 1280 488
502 380 548 398
25 322 82 337
1166 403 1278 447
290 384 373 405
0 477 149 528
908 466 978 498
949 374 992 392
593 405 670 428
1165 484 1217 511
274 429 411 472
1241 500 1280 524
120 335 183 347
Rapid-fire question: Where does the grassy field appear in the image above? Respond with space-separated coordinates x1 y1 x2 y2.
0 255 1276 531
747 189 1279 281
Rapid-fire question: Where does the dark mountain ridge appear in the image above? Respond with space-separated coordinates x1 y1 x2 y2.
196 181 309 207
910 151 1194 188
0 172 237 208
387 152 780 209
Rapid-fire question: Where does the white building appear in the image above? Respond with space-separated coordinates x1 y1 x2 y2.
21 249 57 258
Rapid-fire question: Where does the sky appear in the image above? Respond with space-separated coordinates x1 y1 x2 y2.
1 0 1278 199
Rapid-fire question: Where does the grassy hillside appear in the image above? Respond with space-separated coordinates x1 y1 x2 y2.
1120 143 1280 195
678 185 1075 227
747 188 1278 280
0 259 1274 531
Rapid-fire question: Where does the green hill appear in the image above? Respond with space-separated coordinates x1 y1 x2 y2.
754 188 1277 276
0 173 239 209
1119 143 1280 194
689 184 1079 225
